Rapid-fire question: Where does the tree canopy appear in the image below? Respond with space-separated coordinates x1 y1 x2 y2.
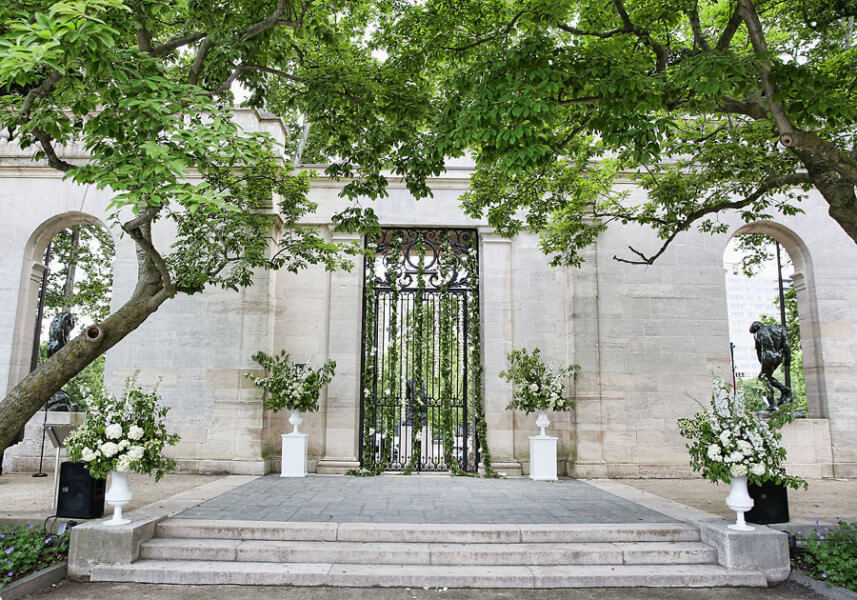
379 0 857 266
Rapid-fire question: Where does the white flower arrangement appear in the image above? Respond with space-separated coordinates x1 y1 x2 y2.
678 376 806 489
500 348 579 415
66 375 180 481
247 350 335 413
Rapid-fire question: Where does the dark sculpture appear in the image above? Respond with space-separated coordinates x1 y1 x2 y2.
749 321 792 411
45 312 75 411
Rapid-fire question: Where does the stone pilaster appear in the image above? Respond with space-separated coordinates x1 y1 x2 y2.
478 228 521 475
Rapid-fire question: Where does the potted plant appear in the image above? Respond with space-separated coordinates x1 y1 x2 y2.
65 375 180 526
678 376 806 531
500 348 578 480
247 350 335 477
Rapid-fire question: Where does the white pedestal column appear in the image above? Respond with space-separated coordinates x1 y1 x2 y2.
281 432 307 477
529 436 558 480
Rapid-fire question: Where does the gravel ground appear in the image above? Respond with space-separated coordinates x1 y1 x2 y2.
620 478 857 521
0 472 221 521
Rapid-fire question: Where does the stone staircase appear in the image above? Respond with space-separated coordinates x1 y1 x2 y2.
88 519 769 587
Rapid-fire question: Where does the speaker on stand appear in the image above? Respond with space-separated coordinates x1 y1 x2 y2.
56 462 105 519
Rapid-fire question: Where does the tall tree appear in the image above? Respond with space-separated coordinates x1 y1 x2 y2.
382 0 857 266
0 0 434 459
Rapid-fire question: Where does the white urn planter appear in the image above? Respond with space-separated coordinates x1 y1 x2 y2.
281 411 307 477
529 410 557 481
725 475 755 531
104 470 132 526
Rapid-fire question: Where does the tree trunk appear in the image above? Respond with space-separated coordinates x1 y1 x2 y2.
0 290 168 460
799 150 857 247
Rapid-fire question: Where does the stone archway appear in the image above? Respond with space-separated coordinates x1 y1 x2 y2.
725 221 827 418
6 211 112 395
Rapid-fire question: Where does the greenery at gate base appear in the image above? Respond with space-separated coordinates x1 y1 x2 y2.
247 350 335 414
66 374 179 481
501 348 579 415
795 519 857 592
678 376 805 489
360 255 379 473
0 524 68 590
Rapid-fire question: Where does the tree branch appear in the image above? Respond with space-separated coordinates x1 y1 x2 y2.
188 38 214 85
687 4 712 51
246 0 316 40
440 10 528 51
150 32 207 57
715 3 743 50
612 172 813 265
30 129 76 172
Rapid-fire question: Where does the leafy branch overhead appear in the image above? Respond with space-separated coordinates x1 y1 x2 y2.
0 0 436 459
382 0 857 265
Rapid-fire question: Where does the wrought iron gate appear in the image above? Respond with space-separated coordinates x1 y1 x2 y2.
359 228 479 472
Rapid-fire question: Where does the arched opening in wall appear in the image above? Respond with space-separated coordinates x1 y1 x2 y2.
722 222 826 418
5 212 114 450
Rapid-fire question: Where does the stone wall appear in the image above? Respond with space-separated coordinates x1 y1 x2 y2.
1 115 855 478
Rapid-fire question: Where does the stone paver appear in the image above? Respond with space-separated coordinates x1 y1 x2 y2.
174 476 677 524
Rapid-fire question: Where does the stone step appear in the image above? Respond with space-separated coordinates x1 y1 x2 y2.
90 560 768 588
140 538 717 566
155 519 701 544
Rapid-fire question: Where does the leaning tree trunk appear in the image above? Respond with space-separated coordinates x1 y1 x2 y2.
0 214 172 462
0 289 169 460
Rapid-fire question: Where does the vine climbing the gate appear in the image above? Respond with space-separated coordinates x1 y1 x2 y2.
404 234 427 475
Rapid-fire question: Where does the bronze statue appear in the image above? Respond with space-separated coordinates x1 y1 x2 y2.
45 312 75 411
749 321 792 410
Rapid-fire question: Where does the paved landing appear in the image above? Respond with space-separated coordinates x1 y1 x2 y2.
174 476 677 524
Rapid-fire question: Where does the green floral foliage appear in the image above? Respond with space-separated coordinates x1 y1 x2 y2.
0 525 68 589
380 0 857 264
500 348 578 415
247 350 335 414
678 376 806 489
796 519 857 591
65 375 180 481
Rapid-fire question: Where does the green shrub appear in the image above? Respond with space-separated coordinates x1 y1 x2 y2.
0 525 69 589
796 519 857 591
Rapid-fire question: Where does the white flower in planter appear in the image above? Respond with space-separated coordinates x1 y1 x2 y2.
115 454 132 472
99 441 120 458
737 440 753 455
105 423 122 439
528 383 539 392
707 444 722 461
718 430 731 445
750 463 766 476
128 425 144 440
81 448 96 462
730 464 748 478
127 445 145 461
726 451 744 463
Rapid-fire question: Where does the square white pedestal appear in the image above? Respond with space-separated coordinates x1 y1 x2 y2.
529 435 558 480
281 433 307 477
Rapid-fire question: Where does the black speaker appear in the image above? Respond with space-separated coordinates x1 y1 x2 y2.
746 481 790 525
56 462 106 519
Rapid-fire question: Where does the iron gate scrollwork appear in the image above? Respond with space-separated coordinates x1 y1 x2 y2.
359 228 479 472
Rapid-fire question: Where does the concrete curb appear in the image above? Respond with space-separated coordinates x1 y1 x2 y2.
789 569 857 600
68 475 258 579
0 561 66 600
582 478 791 585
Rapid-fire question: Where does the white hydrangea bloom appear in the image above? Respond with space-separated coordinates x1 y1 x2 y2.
730 464 748 477
726 451 744 463
81 448 96 462
105 423 123 440
528 383 539 392
118 439 131 450
99 441 119 458
737 440 753 455
718 430 731 446
127 445 145 461
128 425 144 441
750 463 766 476
115 454 132 472
706 444 722 461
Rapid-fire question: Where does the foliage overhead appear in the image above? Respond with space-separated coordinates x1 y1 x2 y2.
379 0 857 266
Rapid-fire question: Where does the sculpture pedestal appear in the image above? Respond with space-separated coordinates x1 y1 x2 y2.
281 433 307 478
529 436 557 480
